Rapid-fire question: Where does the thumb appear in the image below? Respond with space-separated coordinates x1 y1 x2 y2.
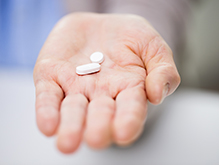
142 36 181 105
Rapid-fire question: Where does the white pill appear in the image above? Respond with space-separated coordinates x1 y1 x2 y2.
76 63 101 75
90 52 104 63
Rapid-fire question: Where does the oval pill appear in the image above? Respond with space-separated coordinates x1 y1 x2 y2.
90 52 104 63
76 63 101 75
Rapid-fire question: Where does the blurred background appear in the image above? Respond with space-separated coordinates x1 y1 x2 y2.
0 0 65 67
180 0 219 91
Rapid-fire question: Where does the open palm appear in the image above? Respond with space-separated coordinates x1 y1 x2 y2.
34 13 180 154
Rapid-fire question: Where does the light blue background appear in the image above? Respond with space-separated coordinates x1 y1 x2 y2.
0 0 65 68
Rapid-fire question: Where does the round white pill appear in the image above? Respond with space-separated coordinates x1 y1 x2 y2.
90 52 104 63
76 63 101 75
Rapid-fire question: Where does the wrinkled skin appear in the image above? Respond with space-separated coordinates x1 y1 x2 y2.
33 13 180 154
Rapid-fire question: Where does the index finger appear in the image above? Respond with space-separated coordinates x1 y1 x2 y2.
113 86 147 145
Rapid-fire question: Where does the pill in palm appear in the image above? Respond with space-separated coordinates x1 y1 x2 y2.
90 52 104 63
76 63 101 75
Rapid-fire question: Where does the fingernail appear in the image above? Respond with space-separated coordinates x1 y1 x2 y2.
160 83 169 104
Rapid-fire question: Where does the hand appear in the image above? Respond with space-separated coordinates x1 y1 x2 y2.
33 13 180 154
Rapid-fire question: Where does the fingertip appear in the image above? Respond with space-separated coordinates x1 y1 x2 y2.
113 115 143 146
146 82 169 105
146 83 163 105
84 128 112 150
56 130 81 154
36 108 59 136
146 66 181 105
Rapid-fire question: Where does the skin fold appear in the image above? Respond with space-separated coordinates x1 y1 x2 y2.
33 13 180 154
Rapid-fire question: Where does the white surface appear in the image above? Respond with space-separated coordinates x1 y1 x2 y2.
90 52 104 64
0 68 219 165
76 63 100 75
